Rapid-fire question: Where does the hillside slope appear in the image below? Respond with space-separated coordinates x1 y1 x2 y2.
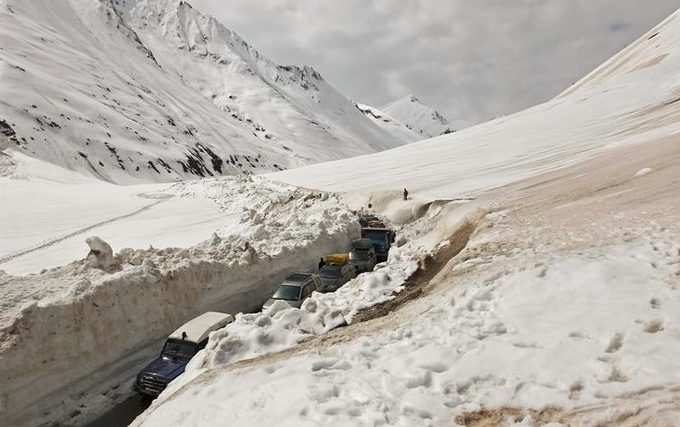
273 9 680 199
0 0 402 184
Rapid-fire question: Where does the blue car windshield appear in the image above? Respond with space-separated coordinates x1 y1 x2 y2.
162 339 198 360
272 284 301 301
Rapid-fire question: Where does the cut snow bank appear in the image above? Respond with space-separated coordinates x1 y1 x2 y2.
193 247 417 369
0 176 359 427
132 229 680 427
132 200 485 424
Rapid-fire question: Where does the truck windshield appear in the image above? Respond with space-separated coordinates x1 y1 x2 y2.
320 265 341 278
363 231 387 250
162 339 198 360
351 249 370 260
272 284 301 301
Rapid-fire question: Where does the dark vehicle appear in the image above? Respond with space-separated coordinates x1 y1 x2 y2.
349 238 377 273
135 312 233 398
358 214 385 228
319 257 357 292
263 272 320 309
361 227 396 262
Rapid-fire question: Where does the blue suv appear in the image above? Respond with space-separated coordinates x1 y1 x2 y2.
135 312 233 398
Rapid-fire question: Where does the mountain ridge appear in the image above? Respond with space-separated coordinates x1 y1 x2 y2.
0 0 403 183
381 94 463 138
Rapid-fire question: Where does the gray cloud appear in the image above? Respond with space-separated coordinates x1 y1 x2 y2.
192 0 680 125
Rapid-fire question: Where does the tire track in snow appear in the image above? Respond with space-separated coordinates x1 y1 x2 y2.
0 196 172 266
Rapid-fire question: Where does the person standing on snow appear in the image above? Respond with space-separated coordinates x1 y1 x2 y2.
403 188 409 201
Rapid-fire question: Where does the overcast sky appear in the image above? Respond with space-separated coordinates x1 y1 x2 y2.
192 0 679 125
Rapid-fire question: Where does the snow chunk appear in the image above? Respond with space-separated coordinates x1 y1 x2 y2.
634 167 653 177
85 236 115 270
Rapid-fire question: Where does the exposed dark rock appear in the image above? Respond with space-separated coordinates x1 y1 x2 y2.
147 160 160 174
157 157 174 173
0 119 16 139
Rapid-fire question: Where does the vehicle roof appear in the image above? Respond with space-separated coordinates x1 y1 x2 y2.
169 311 234 344
362 227 392 232
278 281 305 288
323 253 349 264
284 272 313 283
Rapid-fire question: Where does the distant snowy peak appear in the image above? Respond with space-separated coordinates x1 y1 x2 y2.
381 95 459 138
355 103 421 143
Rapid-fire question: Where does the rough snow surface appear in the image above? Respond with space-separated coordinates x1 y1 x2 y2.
0 151 230 274
188 247 416 369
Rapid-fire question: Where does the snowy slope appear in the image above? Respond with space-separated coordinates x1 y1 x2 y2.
0 0 403 184
355 103 422 143
381 95 462 138
131 8 680 427
272 9 680 199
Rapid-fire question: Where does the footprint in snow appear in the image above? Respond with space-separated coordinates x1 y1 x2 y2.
569 381 584 400
568 331 588 340
405 370 432 389
310 358 351 372
607 365 629 383
644 319 664 334
605 333 624 353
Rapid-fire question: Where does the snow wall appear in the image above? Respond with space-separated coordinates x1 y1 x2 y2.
0 185 359 427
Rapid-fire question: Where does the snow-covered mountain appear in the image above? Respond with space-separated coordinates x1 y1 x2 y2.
0 0 404 184
380 95 464 138
355 103 421 143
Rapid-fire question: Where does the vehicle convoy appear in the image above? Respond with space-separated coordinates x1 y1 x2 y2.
135 312 234 398
319 253 357 292
361 227 396 262
348 238 377 273
263 272 320 309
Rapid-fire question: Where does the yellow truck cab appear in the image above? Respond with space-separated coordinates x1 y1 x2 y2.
319 253 357 292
